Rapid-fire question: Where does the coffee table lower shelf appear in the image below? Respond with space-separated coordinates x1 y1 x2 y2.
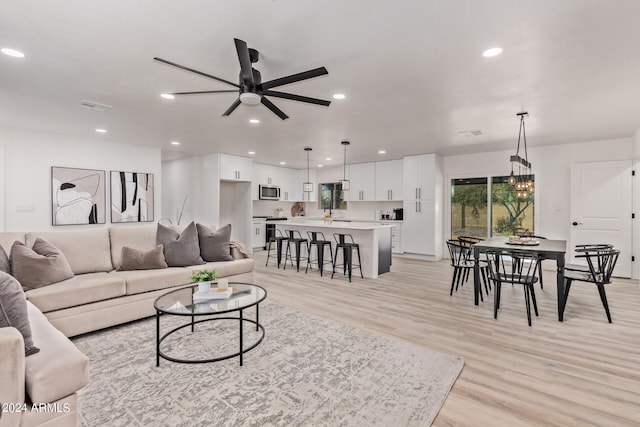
156 314 265 366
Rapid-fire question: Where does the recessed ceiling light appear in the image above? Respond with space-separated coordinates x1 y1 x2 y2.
325 157 332 161
279 161 286 165
95 128 107 133
482 47 502 57
378 150 386 154
1 48 25 58
317 164 324 168
248 151 256 155
161 93 175 99
249 119 260 124
333 93 346 100
171 141 180 145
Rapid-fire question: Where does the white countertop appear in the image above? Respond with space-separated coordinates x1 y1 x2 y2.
275 219 396 230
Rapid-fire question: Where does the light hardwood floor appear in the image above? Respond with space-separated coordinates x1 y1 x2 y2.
249 250 640 426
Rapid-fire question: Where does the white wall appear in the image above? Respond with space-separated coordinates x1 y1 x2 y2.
0 126 162 232
0 146 5 231
443 137 633 243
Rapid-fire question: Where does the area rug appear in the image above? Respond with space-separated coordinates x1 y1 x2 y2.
73 303 463 426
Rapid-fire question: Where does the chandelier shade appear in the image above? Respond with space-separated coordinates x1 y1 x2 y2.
303 147 313 193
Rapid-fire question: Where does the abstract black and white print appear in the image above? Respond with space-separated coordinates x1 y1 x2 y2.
51 167 106 225
110 171 154 222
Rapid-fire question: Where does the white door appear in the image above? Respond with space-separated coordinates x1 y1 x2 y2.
570 160 632 277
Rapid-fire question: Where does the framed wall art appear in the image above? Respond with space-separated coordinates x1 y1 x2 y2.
110 171 155 223
51 166 106 225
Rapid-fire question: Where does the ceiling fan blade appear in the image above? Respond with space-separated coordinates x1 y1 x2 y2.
261 97 289 120
222 98 242 116
261 67 328 90
263 90 331 106
234 38 255 85
154 57 239 88
171 90 238 95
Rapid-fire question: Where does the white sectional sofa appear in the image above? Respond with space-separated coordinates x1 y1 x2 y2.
0 223 254 426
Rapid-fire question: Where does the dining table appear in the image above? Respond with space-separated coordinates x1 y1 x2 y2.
472 236 568 321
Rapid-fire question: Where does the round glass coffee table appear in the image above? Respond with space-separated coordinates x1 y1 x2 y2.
154 282 266 366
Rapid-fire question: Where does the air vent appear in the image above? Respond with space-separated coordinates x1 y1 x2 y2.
457 130 484 137
80 100 112 112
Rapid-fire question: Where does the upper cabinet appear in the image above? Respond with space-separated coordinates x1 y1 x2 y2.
220 154 252 182
279 167 298 201
258 164 281 186
404 154 437 200
375 159 403 201
348 163 375 201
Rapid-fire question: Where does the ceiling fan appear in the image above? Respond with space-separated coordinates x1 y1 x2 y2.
154 38 331 120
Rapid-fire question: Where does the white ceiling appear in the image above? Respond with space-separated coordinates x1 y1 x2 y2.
2 0 640 169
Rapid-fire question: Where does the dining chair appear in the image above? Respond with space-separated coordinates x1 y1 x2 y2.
562 248 620 323
564 244 614 273
485 250 541 326
446 239 489 299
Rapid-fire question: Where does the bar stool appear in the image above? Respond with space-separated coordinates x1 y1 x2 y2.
284 230 309 272
332 233 363 282
265 229 289 268
305 231 334 276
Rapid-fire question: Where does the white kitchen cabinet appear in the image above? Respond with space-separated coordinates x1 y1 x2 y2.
348 163 375 201
251 220 266 249
381 221 403 254
402 201 435 255
279 167 297 201
375 159 404 201
252 163 260 201
402 154 442 258
404 154 436 200
220 154 253 182
258 164 281 186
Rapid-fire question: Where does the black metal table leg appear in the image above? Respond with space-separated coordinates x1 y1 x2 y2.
239 308 244 366
156 310 160 367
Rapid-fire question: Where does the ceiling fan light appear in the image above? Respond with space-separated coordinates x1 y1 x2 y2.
240 92 261 106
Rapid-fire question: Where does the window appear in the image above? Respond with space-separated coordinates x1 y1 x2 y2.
451 175 535 239
318 182 347 210
491 175 535 236
451 178 488 239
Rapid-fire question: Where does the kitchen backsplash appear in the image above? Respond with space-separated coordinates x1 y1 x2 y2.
253 200 402 220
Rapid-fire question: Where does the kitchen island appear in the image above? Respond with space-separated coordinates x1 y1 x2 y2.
275 219 396 279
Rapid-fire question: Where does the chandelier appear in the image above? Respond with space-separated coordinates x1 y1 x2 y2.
338 140 350 191
303 147 313 192
508 112 534 198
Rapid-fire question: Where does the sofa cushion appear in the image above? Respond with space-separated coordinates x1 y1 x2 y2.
197 223 233 262
0 244 9 273
25 301 89 403
117 245 168 271
156 221 204 267
27 229 113 274
25 272 126 313
0 232 25 256
0 271 40 355
110 267 193 295
109 225 157 269
190 258 255 278
11 239 75 291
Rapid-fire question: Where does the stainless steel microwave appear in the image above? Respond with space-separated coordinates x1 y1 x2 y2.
259 184 280 200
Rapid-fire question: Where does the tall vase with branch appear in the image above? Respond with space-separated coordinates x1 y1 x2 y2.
176 195 188 226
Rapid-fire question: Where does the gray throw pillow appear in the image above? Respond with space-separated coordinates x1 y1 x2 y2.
10 239 74 291
197 223 233 262
117 245 168 271
0 271 40 356
156 221 205 267
0 244 9 274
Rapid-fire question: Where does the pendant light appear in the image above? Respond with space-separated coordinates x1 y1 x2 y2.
303 147 313 192
509 112 534 198
338 140 350 191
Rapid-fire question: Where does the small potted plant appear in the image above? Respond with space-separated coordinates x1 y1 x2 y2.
190 269 219 292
